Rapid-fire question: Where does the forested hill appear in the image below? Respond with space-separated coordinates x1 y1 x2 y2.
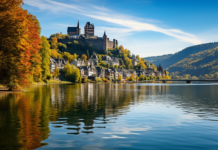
167 46 218 76
144 54 173 64
145 42 218 69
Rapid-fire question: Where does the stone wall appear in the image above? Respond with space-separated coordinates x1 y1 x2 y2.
86 39 104 50
57 38 116 51
107 40 114 49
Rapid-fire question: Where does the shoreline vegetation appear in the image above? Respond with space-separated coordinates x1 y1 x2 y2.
0 79 166 95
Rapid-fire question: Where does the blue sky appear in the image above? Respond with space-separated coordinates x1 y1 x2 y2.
23 0 218 57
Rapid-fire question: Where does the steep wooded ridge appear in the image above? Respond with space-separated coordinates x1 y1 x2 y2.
168 46 218 76
145 42 218 69
143 54 173 64
144 42 218 76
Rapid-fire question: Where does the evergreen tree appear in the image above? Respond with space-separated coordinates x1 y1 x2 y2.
87 50 90 59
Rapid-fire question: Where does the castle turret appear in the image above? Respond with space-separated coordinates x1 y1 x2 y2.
103 31 107 51
113 39 117 48
77 20 80 28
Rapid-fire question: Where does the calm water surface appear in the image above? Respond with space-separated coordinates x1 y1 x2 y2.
1 83 218 150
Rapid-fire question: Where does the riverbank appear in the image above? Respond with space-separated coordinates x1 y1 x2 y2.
0 87 23 96
0 80 73 94
32 80 72 85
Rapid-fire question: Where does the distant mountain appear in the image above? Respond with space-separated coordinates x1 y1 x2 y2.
145 42 218 69
144 54 173 64
168 46 218 76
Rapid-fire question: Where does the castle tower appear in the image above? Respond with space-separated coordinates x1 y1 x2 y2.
103 31 107 51
113 39 117 48
84 22 94 37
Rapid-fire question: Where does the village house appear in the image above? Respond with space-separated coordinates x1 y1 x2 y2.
70 59 85 67
105 69 114 80
131 54 139 66
50 58 67 73
102 56 119 66
89 52 98 66
95 67 105 78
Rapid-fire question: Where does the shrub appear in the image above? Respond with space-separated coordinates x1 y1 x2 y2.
95 78 102 82
43 79 48 83
82 76 88 83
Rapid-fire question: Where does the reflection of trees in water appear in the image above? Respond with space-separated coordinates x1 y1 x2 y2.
0 86 51 149
0 83 217 149
0 83 170 149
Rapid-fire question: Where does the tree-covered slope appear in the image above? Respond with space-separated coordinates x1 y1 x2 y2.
144 54 173 64
167 46 218 76
152 42 218 69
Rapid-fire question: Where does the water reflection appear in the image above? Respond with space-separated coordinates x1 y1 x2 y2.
0 83 218 149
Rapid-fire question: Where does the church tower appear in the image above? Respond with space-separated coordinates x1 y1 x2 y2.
77 20 81 36
77 20 80 28
103 31 107 51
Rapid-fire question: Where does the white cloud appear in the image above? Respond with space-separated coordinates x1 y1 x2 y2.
103 126 151 135
23 0 202 45
102 135 126 139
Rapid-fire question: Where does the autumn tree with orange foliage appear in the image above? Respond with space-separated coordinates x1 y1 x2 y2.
0 0 42 90
81 54 87 61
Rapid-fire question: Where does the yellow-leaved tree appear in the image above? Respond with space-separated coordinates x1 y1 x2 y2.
0 0 42 90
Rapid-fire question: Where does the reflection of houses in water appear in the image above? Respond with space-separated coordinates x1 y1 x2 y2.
88 83 94 103
80 84 84 101
51 87 55 104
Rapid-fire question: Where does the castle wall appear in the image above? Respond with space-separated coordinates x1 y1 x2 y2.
107 40 114 49
58 39 84 44
85 39 104 50
57 38 115 51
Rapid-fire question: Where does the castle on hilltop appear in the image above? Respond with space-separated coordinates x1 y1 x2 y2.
57 21 118 51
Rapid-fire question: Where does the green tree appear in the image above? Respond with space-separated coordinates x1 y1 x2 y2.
139 75 144 81
210 74 214 79
57 43 67 52
63 62 81 82
53 67 59 78
82 76 88 83
204 74 209 79
118 75 122 81
136 55 140 60
63 52 75 62
138 60 146 69
87 50 90 59
73 53 78 60
39 36 51 80
70 66 81 82
129 74 135 81
63 62 72 79
214 72 218 79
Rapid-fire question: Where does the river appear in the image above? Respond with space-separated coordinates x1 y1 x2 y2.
0 83 218 150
